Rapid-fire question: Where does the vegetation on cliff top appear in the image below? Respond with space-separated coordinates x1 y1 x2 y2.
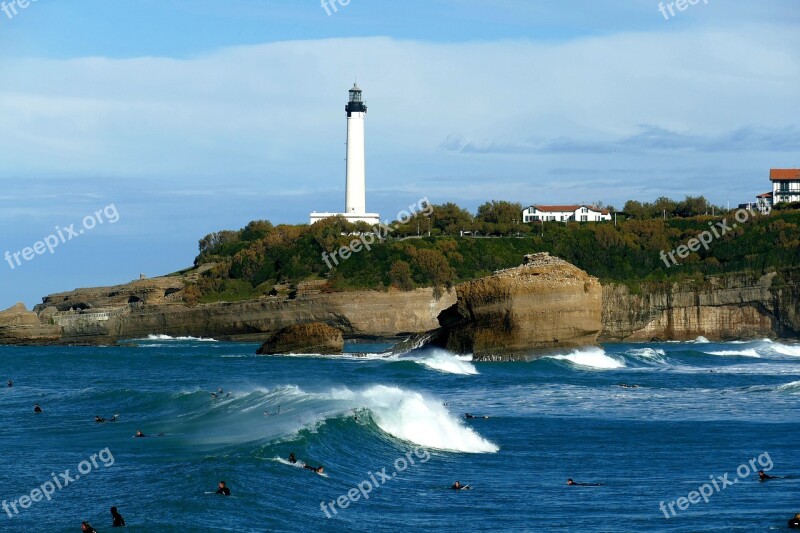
189 200 800 302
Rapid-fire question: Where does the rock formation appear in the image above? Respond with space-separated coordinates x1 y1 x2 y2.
436 253 603 360
5 257 800 350
0 303 61 345
19 280 455 345
601 270 800 341
256 322 343 355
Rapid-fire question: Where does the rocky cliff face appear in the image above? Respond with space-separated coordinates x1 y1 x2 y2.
19 281 456 345
6 261 800 349
0 303 61 345
436 253 603 360
601 270 800 341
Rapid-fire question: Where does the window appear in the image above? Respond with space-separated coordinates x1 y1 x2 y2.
581 207 588 213
581 215 588 221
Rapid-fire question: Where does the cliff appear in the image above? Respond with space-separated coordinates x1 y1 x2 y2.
5 260 800 350
0 303 61 345
601 269 800 341
21 278 455 345
436 253 603 360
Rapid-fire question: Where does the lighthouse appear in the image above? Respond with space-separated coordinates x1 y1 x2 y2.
310 84 381 225
345 84 367 215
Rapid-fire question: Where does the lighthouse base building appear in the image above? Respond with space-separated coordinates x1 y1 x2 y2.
310 83 381 225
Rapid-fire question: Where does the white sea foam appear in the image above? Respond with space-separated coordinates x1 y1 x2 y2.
145 334 218 342
692 336 711 344
547 347 625 369
626 347 666 360
415 351 478 375
766 342 800 357
331 385 498 453
777 380 800 392
705 349 761 358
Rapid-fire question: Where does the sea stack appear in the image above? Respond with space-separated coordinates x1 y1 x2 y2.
436 253 602 360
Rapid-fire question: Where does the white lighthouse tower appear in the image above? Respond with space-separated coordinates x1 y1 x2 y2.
310 84 381 225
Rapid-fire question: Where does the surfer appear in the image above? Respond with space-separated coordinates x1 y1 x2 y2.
216 481 231 496
758 470 775 481
567 479 602 486
788 513 800 529
80 522 98 533
33 403 42 414
288 453 297 464
95 416 106 423
211 392 217 399
451 481 469 490
7 380 11 387
304 464 324 474
619 384 639 389
111 506 125 527
464 413 489 420
134 430 146 438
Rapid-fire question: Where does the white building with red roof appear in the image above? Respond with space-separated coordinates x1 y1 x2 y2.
522 205 611 223
770 168 800 205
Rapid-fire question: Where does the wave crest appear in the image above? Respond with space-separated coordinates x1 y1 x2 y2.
546 347 625 369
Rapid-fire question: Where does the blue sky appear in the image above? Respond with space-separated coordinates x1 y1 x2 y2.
1 0 799 307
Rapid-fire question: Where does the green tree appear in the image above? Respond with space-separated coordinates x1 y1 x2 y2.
388 260 415 291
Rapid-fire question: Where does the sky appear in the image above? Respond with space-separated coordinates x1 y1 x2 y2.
1 0 799 308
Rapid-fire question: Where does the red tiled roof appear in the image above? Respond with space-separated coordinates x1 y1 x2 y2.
770 169 800 181
532 205 581 212
531 205 608 214
757 192 773 198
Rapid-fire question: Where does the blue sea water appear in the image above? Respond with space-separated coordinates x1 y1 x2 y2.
1 337 799 532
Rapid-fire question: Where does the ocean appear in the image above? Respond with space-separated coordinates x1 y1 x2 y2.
1 337 798 532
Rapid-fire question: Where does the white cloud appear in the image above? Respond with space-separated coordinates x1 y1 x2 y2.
0 26 798 209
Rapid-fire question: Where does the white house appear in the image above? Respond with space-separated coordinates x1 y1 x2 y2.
755 192 773 215
522 205 611 223
770 168 800 205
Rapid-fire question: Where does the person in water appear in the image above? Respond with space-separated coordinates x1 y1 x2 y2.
451 481 469 490
216 481 231 496
758 470 775 481
303 464 324 474
134 430 146 438
7 380 12 387
211 392 217 399
788 513 800 529
80 522 98 533
110 506 125 527
288 453 297 464
567 478 602 486
95 416 106 423
33 403 42 414
464 413 488 419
